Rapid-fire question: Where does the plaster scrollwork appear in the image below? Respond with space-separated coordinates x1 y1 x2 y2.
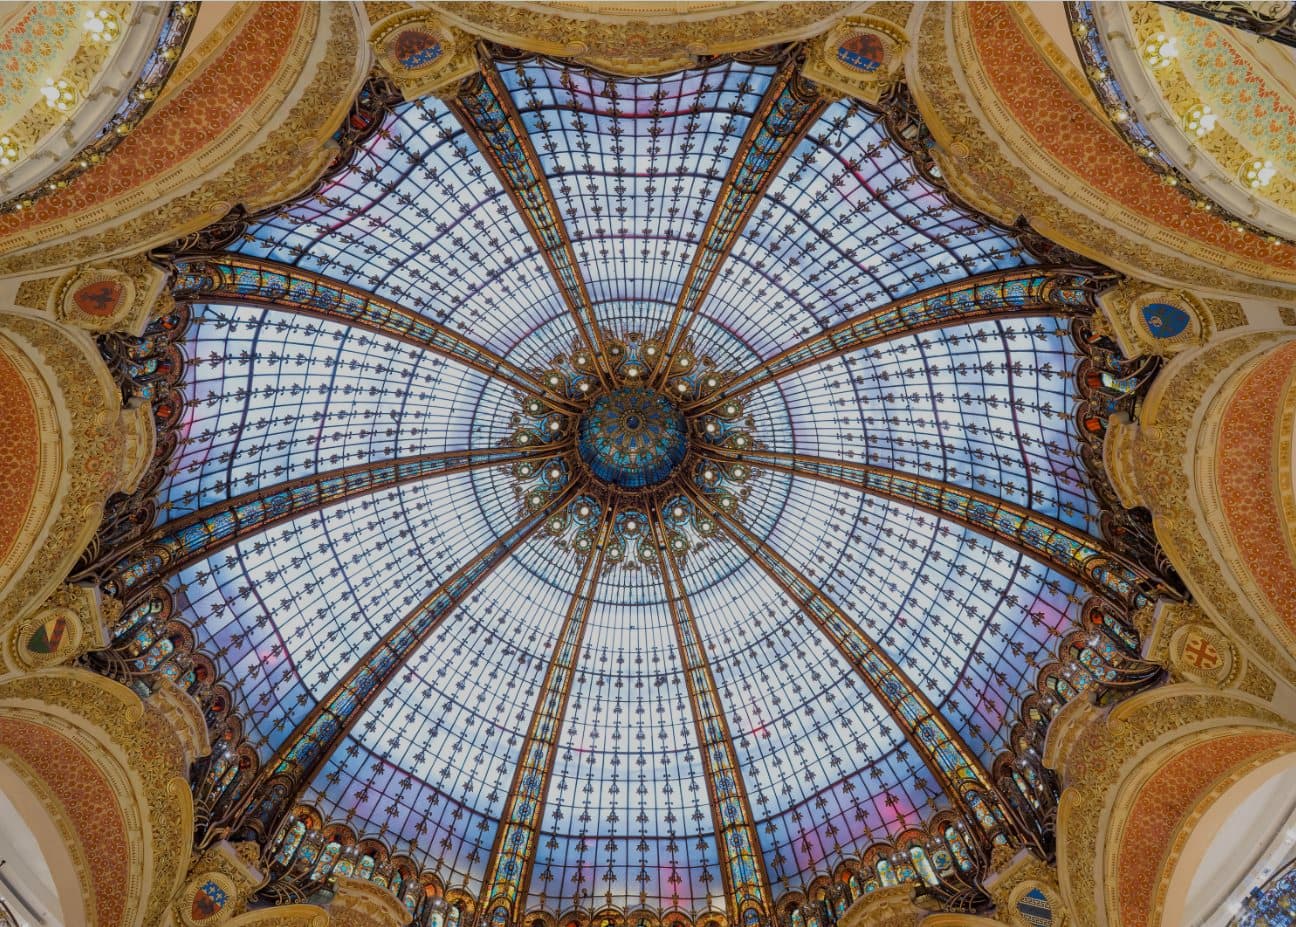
329 876 411 927
426 1 864 77
908 2 1296 299
1049 684 1292 927
148 674 212 769
0 309 133 629
0 668 196 927
369 11 479 101
3 582 116 673
1112 333 1296 686
838 885 925 927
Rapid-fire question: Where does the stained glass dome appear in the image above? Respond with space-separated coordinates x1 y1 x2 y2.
97 43 1169 927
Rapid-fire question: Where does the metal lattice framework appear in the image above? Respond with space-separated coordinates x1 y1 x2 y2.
86 41 1181 927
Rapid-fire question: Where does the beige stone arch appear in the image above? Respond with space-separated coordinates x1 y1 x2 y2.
0 306 152 638
0 1 369 276
1105 330 1296 690
904 1 1296 300
0 667 197 927
0 750 88 925
1159 748 1296 927
1047 683 1296 927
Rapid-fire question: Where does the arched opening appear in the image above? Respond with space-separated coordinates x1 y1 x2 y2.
0 758 84 927
1164 751 1296 927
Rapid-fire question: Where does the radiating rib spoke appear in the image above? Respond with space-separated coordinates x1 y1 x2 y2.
106 445 563 600
686 268 1099 413
652 54 828 388
650 505 775 926
172 255 580 412
479 508 614 927
452 59 615 389
711 447 1171 607
227 481 582 843
684 482 1010 837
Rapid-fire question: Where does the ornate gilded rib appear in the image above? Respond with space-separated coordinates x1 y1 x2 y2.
452 58 615 387
712 448 1169 607
227 483 581 843
478 510 614 927
687 484 1009 836
650 507 775 927
687 268 1097 412
106 445 559 600
172 255 578 410
653 55 828 387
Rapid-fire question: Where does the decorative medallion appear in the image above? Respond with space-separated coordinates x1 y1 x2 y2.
27 614 67 654
390 28 443 70
1168 623 1234 687
806 16 909 104
1140 302 1191 340
179 871 237 927
1097 281 1205 357
369 11 476 100
58 268 136 331
836 32 887 73
509 332 757 570
1014 886 1053 927
17 606 82 667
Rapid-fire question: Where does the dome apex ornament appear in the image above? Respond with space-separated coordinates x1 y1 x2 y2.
509 332 757 569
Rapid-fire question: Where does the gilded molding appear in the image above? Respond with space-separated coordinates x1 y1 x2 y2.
0 667 196 927
0 2 365 276
329 876 411 927
1122 333 1296 686
908 3 1296 299
0 311 125 627
1052 684 1289 927
838 884 923 927
428 2 864 76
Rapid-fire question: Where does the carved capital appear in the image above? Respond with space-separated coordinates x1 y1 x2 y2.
148 675 212 771
839 884 924 927
329 876 411 927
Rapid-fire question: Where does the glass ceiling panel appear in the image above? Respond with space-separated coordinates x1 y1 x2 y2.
751 317 1098 532
530 575 721 915
702 98 1033 364
169 465 522 756
160 303 513 523
132 44 1133 923
232 96 577 368
760 480 1081 765
500 58 776 340
302 548 578 883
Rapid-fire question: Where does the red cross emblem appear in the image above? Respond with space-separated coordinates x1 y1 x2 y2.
1182 634 1220 670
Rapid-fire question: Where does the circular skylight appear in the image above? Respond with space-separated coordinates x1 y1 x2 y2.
116 48 1144 926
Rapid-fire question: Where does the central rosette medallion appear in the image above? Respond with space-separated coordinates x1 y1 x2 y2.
577 387 688 489
507 332 759 568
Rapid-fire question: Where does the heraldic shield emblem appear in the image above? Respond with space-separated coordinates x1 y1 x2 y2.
191 879 229 922
72 279 124 317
